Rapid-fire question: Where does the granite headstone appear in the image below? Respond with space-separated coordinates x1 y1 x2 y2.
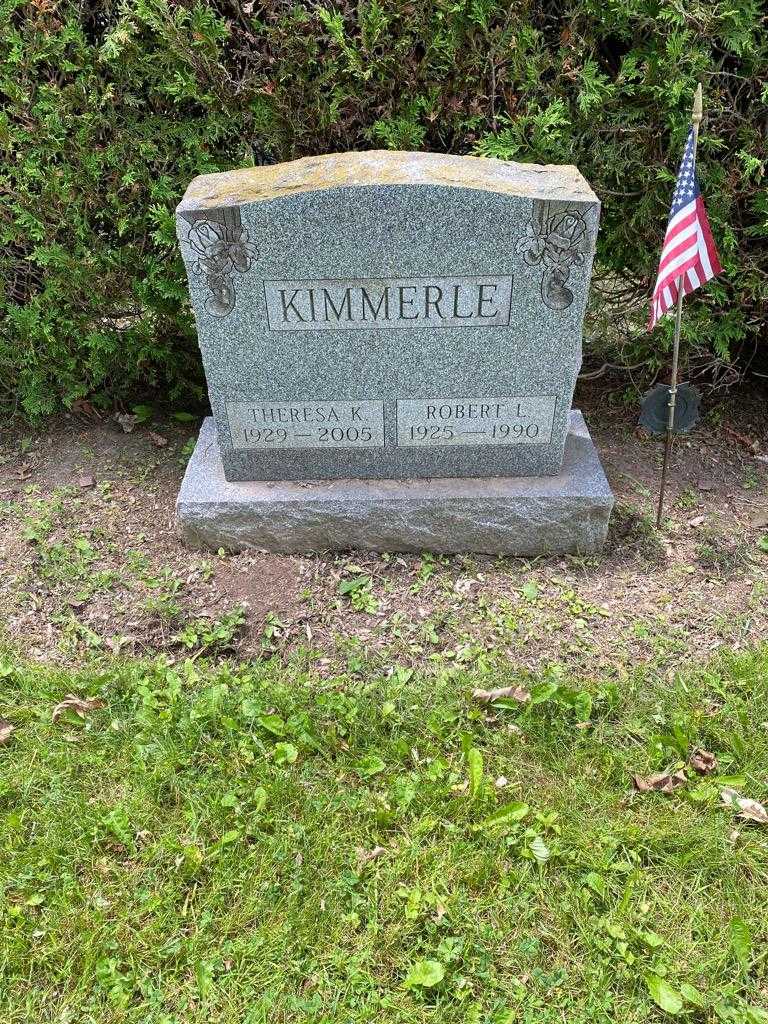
176 150 613 553
177 151 599 482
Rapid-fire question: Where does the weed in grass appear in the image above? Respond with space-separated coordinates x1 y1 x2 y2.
139 567 186 622
53 612 104 652
742 469 759 490
677 487 700 511
179 436 197 466
696 529 750 577
336 562 383 613
21 495 62 545
609 502 667 564
410 552 450 594
173 605 247 656
259 611 287 654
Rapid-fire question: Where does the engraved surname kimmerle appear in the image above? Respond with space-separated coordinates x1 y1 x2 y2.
264 276 513 331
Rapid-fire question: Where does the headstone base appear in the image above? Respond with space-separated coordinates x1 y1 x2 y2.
177 413 613 555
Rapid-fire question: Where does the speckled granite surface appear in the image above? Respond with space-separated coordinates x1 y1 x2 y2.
177 413 613 554
176 150 600 482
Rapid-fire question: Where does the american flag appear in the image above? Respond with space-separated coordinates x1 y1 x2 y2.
648 127 721 330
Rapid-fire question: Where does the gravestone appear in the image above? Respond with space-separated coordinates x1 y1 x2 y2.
176 151 613 553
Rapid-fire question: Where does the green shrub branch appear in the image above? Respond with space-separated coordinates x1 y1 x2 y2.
1 0 766 418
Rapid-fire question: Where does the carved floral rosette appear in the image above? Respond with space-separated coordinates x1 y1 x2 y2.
516 200 588 311
182 207 257 318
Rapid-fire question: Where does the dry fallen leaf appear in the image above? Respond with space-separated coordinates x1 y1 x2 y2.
52 694 104 723
356 845 387 866
633 770 687 793
689 748 717 775
736 800 768 825
0 718 16 745
71 398 102 421
472 684 530 704
720 788 768 825
723 423 760 454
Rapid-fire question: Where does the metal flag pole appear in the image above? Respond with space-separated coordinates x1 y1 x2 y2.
656 83 703 529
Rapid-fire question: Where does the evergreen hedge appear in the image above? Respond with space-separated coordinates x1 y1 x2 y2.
2 0 766 419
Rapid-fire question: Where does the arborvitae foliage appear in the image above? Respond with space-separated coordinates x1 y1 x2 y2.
2 1 766 418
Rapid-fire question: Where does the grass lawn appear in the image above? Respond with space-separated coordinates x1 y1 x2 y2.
1 645 767 1023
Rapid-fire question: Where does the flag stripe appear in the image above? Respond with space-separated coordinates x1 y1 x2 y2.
666 201 698 235
658 240 699 282
659 228 698 272
696 223 713 281
661 206 698 253
696 197 721 275
655 254 700 299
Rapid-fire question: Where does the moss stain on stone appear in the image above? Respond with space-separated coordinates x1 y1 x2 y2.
178 150 597 212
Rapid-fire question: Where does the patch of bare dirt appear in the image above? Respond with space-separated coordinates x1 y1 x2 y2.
1 386 767 672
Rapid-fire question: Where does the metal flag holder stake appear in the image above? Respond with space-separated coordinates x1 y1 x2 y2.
656 84 703 530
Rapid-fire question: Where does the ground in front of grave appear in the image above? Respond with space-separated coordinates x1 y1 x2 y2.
0 383 767 673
